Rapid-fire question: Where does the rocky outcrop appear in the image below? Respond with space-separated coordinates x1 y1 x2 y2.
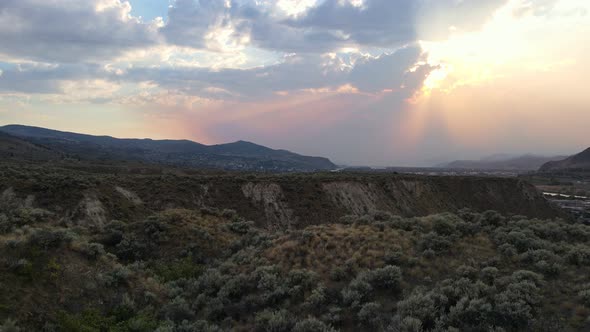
115 186 143 205
242 182 297 229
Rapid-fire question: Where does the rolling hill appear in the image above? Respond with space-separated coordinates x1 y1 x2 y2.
0 131 62 161
540 147 590 172
440 154 567 171
0 124 336 172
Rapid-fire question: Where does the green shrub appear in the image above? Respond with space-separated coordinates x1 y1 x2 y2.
399 317 423 332
57 309 116 332
227 220 254 234
480 267 499 284
77 242 106 260
447 296 493 328
357 302 382 327
418 232 452 252
162 297 194 322
255 310 294 332
321 307 343 326
10 259 33 279
480 210 506 227
342 277 373 307
304 285 328 310
566 245 590 266
329 267 346 282
494 280 542 328
151 256 204 282
366 265 402 290
386 316 423 332
578 289 590 307
292 317 336 332
383 249 403 265
28 229 72 249
431 215 457 236
396 291 437 328
0 319 20 332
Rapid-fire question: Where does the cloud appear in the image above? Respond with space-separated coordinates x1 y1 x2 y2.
160 0 250 51
349 46 432 92
0 63 108 94
287 0 509 48
0 0 160 63
159 0 508 54
122 45 431 99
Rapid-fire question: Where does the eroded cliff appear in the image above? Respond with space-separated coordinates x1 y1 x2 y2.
0 165 562 229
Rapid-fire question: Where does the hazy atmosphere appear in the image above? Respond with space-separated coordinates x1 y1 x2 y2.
4 2 590 331
0 0 589 165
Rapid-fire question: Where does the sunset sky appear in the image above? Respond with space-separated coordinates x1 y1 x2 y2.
0 0 588 166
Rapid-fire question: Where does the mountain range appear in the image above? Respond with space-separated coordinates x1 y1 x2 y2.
0 125 336 172
438 154 568 171
540 147 590 172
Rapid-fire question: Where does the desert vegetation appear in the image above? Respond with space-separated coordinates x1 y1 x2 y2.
2 198 590 331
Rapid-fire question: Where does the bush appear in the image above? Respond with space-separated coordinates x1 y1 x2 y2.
431 215 457 236
494 280 542 328
399 317 423 332
386 316 423 332
255 310 294 332
0 319 20 332
383 249 403 265
480 267 499 284
480 210 505 227
10 259 33 278
221 209 239 220
114 235 150 262
174 320 223 332
304 285 328 310
357 302 382 327
566 245 590 266
366 265 402 290
162 297 194 322
447 296 493 328
396 291 437 328
342 277 373 307
77 242 106 260
292 317 336 332
418 232 452 252
28 229 72 249
321 307 343 326
227 220 254 234
578 289 590 307
329 267 346 282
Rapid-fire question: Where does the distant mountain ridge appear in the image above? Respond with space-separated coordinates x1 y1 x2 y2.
0 131 62 161
0 124 336 172
439 154 568 171
540 147 590 172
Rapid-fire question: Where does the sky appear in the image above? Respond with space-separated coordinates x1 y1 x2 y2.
0 0 589 166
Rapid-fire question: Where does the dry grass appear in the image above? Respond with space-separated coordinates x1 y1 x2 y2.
265 223 414 278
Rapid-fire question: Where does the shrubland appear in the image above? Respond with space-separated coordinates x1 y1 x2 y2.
1 203 590 331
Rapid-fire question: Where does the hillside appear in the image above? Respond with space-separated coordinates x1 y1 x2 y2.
440 154 567 171
0 162 589 331
0 131 62 161
0 125 336 172
540 148 590 172
0 163 561 231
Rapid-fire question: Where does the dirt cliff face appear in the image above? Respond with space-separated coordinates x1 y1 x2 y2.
0 165 562 229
